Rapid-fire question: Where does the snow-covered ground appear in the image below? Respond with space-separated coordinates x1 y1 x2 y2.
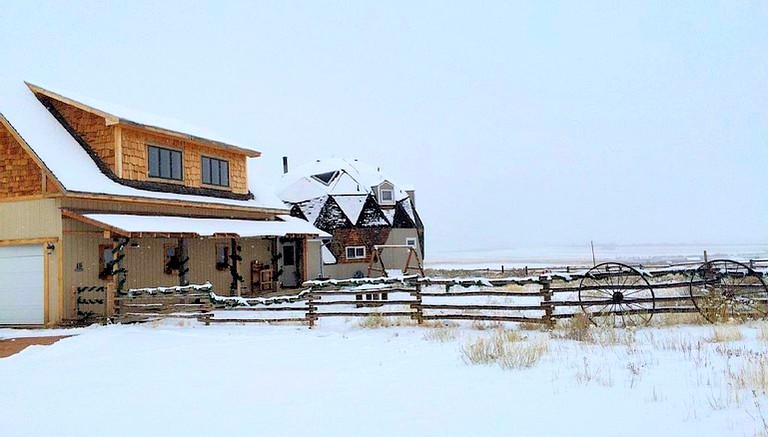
1 318 767 436
427 243 768 270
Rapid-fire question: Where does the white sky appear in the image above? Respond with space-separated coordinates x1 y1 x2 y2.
1 1 766 254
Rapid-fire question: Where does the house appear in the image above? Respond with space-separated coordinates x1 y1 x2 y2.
0 81 327 326
277 158 424 279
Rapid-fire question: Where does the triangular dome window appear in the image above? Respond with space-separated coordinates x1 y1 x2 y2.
311 171 339 186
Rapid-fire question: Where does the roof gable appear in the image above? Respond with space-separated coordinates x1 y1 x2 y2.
0 80 284 211
314 196 353 230
27 82 260 157
356 195 389 227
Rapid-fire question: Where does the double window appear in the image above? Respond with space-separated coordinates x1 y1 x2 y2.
346 246 366 260
202 156 230 187
148 145 183 181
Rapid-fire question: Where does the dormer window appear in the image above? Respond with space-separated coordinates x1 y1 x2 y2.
148 145 183 181
380 189 394 202
377 181 395 205
202 156 230 187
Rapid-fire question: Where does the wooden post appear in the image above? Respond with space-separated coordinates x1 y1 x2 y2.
307 291 316 328
178 238 189 286
704 250 708 263
105 283 115 318
541 279 553 328
414 283 424 325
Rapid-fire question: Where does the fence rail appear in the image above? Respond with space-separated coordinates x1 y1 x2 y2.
103 258 768 328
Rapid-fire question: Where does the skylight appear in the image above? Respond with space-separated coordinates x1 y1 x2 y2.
311 171 339 186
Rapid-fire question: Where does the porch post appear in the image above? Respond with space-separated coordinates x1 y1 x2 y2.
178 238 189 286
113 238 129 296
229 238 243 296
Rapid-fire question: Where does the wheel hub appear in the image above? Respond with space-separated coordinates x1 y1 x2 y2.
612 291 624 303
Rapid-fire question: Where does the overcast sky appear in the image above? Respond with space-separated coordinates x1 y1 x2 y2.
1 1 766 255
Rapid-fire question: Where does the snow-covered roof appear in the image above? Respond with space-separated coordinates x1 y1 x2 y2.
0 80 286 211
277 158 410 203
78 213 330 238
27 81 257 156
333 195 367 226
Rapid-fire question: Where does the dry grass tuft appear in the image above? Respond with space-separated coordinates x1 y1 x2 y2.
707 326 744 343
357 313 413 329
461 329 547 370
651 312 707 327
557 313 594 342
423 327 458 342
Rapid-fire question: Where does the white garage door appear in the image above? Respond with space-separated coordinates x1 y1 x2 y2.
0 245 44 325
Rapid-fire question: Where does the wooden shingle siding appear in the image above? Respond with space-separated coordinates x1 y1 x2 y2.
120 127 248 194
0 123 43 198
46 98 116 172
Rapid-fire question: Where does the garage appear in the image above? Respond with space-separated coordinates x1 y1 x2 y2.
0 245 44 325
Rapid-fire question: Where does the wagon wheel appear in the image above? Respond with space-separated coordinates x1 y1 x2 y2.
579 262 655 327
689 259 768 323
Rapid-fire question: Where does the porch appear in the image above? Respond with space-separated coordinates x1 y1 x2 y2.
61 211 326 322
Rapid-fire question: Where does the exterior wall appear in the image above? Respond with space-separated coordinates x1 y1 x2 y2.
186 236 273 295
46 98 116 170
63 217 277 311
41 98 249 194
121 127 248 194
0 198 62 240
0 198 63 325
328 228 391 265
305 239 323 281
323 262 370 280
322 228 421 280
0 123 43 198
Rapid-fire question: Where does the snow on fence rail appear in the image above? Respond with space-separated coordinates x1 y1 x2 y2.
104 259 768 328
206 259 768 328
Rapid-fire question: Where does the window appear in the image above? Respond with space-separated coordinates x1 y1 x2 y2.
346 246 366 260
406 238 417 248
98 244 114 280
148 146 183 180
202 156 230 187
283 244 295 266
381 189 394 202
311 171 339 186
164 243 181 275
216 243 230 271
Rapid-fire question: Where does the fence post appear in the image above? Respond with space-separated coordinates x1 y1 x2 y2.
307 291 316 329
541 279 553 328
414 283 424 325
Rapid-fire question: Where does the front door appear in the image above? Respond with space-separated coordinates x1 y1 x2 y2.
281 242 298 288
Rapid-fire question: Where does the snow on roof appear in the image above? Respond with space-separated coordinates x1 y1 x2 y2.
332 195 367 226
295 196 327 226
382 209 396 225
277 158 410 203
27 81 255 154
400 197 417 224
81 213 330 238
0 80 285 211
322 245 337 265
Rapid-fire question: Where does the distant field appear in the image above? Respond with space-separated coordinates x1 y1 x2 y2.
426 243 768 270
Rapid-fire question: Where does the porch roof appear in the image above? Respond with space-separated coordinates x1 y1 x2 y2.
64 211 330 239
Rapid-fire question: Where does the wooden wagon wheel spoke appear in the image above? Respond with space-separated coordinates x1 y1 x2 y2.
689 259 768 323
579 262 655 327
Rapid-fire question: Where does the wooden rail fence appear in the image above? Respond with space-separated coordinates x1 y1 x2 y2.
101 259 768 328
